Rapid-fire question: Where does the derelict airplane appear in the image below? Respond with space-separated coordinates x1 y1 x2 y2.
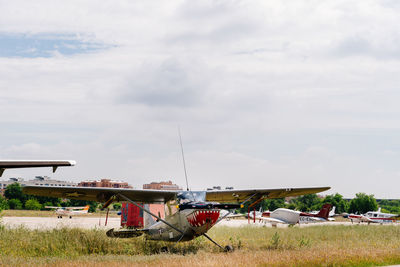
24 176 330 250
45 205 90 219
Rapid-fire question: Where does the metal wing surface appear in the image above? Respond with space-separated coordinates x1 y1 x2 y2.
206 186 330 203
23 186 178 204
44 206 63 209
0 160 75 177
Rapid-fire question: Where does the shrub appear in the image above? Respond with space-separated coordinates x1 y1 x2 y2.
8 199 22 210
25 199 42 210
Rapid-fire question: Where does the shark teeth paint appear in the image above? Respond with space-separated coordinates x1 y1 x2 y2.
186 210 220 232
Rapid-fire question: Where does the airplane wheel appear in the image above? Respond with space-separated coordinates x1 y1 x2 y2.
224 245 234 252
69 216 72 219
60 216 62 218
160 246 169 253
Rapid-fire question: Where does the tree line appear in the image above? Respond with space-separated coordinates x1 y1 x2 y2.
240 192 399 215
0 182 399 215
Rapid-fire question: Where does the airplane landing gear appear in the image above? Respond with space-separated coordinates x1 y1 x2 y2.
224 245 233 252
203 233 234 253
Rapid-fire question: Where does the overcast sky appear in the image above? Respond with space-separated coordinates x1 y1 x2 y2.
1 1 400 198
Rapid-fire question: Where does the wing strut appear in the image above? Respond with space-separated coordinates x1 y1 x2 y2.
117 193 184 235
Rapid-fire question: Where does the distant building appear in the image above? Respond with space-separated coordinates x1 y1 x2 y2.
0 176 77 194
143 181 181 190
78 178 132 188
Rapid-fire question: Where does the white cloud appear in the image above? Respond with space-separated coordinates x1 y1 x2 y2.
0 1 400 198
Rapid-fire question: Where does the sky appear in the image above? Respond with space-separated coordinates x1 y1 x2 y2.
1 0 400 198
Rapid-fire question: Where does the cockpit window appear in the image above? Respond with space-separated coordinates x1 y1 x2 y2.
177 191 206 203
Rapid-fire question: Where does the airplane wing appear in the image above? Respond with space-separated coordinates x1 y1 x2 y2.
44 206 64 209
23 186 178 204
0 160 75 177
64 206 87 210
205 186 330 203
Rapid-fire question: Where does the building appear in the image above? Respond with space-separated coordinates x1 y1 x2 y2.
78 179 132 188
143 181 181 190
0 176 77 194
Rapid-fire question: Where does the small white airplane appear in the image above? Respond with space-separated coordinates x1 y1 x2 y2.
348 208 399 224
250 204 333 226
45 205 90 219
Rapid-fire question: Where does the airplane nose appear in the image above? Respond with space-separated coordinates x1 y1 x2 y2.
186 210 220 231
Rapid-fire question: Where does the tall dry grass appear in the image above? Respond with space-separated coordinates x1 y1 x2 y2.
0 224 399 266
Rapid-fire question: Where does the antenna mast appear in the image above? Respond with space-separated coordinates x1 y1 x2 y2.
178 127 190 191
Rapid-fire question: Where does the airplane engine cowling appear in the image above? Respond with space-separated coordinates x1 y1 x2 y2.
186 209 220 234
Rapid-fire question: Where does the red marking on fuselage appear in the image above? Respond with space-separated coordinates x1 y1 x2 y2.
186 210 220 231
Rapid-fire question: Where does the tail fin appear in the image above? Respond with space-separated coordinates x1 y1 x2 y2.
329 206 336 216
377 207 381 213
83 205 90 213
317 204 332 219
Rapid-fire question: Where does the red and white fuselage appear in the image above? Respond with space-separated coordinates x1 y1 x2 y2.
349 210 398 224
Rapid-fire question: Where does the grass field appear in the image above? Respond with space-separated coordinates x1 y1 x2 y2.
0 224 399 266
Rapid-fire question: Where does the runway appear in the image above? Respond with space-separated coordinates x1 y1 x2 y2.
0 216 360 230
1 216 121 229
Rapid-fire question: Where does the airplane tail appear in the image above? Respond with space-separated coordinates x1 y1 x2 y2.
83 205 90 213
329 206 336 217
316 204 332 219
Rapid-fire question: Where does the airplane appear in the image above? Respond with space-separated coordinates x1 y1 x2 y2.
23 184 330 251
249 204 333 226
45 205 90 219
0 160 75 177
348 208 399 224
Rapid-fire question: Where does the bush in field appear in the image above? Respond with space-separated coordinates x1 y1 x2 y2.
8 198 22 210
25 199 42 210
348 193 378 214
0 195 8 211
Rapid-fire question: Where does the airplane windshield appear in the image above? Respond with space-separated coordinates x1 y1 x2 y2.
177 191 206 203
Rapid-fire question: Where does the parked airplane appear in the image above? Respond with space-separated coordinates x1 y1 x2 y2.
23 184 330 251
250 204 333 226
348 208 399 224
45 205 90 219
0 160 75 177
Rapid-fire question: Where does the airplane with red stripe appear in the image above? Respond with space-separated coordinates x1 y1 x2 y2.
348 208 399 224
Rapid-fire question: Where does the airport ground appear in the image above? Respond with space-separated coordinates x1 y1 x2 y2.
1 213 400 266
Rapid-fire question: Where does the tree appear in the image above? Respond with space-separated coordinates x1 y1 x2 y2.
262 198 286 211
113 203 122 210
4 183 25 203
322 193 348 214
348 193 378 214
8 199 22 210
290 194 322 212
25 199 42 210
0 195 8 210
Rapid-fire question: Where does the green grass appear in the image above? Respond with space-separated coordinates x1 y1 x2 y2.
0 224 399 266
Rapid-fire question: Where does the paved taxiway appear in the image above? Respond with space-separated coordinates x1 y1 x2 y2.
1 216 361 229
